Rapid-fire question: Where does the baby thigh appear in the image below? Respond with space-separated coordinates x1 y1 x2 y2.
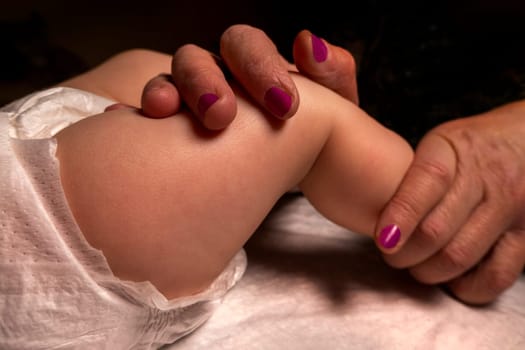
54 98 330 299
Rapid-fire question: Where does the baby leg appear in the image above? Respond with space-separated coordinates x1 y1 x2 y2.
55 72 411 300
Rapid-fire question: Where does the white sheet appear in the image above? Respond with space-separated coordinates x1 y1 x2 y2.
167 194 525 350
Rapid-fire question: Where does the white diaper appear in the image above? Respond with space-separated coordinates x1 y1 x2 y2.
0 87 247 350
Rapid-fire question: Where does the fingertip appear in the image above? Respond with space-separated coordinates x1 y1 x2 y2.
311 33 328 63
197 93 220 116
141 76 181 118
263 86 295 119
220 25 299 120
293 29 359 104
293 29 329 66
199 93 237 130
376 223 402 251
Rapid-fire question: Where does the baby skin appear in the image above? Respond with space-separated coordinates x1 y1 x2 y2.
55 49 413 300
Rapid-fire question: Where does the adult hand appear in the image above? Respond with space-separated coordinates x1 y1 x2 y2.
139 24 358 129
375 101 525 304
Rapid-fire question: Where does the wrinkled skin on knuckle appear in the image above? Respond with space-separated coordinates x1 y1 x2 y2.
438 243 474 279
440 117 525 228
387 192 422 224
384 148 453 228
244 58 281 83
221 26 284 92
416 216 449 248
414 156 454 190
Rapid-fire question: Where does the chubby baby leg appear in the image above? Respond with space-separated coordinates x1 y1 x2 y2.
55 73 412 300
299 102 414 236
54 82 325 299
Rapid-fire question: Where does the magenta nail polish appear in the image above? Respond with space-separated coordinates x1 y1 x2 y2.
198 93 219 115
264 87 292 118
379 224 401 249
311 34 328 62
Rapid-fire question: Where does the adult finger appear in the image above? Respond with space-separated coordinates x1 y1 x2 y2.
171 44 237 130
409 196 515 285
375 133 457 252
292 30 359 104
446 229 525 305
220 24 298 120
383 166 483 268
141 74 181 119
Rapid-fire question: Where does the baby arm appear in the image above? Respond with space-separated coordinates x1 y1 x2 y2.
55 52 413 300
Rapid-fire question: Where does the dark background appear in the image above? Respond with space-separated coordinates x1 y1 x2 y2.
2 0 525 145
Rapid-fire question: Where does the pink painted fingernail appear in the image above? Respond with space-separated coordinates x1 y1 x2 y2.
379 224 401 249
198 93 219 115
264 87 292 118
311 34 328 62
